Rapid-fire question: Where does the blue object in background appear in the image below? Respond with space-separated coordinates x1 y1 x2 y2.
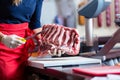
54 15 64 25
78 0 112 18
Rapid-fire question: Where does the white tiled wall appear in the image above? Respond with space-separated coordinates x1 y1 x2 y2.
76 0 119 37
41 0 119 37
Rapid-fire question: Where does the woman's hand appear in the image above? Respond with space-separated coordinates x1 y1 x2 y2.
1 34 26 48
33 28 48 57
33 28 42 40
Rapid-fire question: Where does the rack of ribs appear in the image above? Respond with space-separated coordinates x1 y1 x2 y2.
38 24 80 56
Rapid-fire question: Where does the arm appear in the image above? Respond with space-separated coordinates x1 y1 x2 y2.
29 0 43 39
29 0 43 30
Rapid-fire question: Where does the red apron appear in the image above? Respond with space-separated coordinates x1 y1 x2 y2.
0 23 34 80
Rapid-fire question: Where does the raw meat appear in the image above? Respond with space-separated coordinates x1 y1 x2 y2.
39 24 80 56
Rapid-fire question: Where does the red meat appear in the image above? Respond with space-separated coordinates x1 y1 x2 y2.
39 24 80 56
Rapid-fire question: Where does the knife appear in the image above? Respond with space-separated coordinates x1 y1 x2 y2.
18 31 43 42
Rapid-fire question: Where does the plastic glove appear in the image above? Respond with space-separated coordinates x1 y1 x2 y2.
1 34 26 48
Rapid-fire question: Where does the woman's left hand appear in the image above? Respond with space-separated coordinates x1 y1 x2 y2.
33 28 42 40
33 27 49 57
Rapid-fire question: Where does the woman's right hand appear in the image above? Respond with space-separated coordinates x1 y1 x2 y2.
1 34 26 48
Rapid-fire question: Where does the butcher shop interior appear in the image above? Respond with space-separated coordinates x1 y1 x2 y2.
2 0 120 80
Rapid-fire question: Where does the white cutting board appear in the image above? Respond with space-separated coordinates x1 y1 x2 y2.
28 56 102 69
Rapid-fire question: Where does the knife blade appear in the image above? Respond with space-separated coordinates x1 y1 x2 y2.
25 31 43 40
18 31 43 42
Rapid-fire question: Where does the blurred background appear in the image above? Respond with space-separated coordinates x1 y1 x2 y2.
31 0 120 56
41 0 119 37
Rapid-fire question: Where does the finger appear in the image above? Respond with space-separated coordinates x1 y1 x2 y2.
9 41 15 48
48 50 52 56
11 43 20 48
9 46 13 48
53 49 57 56
9 44 13 48
62 51 65 54
16 43 22 46
10 41 23 48
11 45 18 48
57 50 62 57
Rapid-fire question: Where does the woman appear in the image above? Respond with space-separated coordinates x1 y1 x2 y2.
0 0 43 80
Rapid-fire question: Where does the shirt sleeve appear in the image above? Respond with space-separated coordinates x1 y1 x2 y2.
29 0 43 30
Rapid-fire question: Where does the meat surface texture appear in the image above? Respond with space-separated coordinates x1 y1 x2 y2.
39 24 80 56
